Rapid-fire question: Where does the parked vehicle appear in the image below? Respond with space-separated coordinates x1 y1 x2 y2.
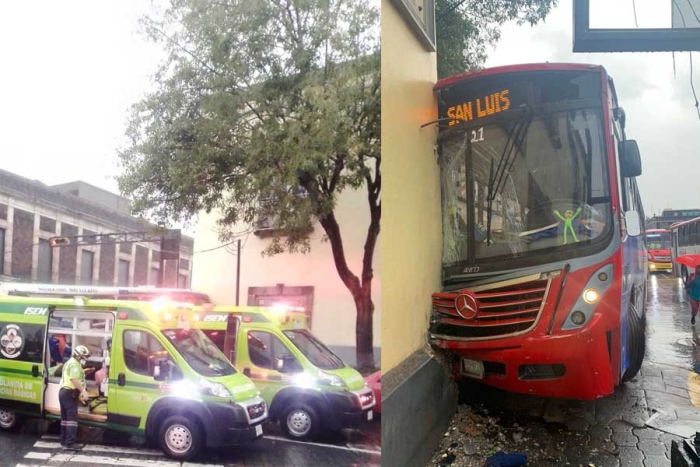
0 293 266 461
365 371 381 414
195 304 376 440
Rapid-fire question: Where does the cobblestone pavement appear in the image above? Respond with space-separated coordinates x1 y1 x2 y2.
428 274 700 467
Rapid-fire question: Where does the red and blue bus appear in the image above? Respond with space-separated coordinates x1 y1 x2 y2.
429 63 647 400
645 229 672 273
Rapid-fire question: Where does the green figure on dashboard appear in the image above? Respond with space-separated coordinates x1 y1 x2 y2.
554 207 582 245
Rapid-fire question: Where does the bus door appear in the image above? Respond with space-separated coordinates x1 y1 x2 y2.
0 303 50 419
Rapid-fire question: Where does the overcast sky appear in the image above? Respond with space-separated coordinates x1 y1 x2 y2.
484 0 700 216
0 1 163 193
0 0 694 223
0 0 378 239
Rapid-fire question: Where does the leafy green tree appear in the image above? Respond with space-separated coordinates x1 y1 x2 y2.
436 0 558 79
118 0 380 371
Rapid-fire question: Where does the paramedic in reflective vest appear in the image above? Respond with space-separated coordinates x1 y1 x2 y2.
59 345 90 450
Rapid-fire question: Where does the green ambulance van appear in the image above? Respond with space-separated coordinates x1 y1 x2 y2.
194 304 376 441
0 296 267 461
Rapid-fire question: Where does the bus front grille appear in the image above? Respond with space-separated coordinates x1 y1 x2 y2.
431 277 551 340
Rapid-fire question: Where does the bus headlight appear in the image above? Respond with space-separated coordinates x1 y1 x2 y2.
583 288 599 304
562 264 614 331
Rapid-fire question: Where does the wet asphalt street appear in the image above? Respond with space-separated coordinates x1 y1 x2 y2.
646 273 700 372
0 415 380 466
429 272 700 467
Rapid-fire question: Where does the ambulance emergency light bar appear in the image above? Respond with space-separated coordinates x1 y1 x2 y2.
0 283 212 303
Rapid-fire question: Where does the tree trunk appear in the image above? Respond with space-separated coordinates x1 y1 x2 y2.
318 210 377 372
354 290 375 371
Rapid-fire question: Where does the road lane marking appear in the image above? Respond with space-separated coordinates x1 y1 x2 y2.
264 434 381 455
34 440 161 456
48 453 180 466
24 452 52 460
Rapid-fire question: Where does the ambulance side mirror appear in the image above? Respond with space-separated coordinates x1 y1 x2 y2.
153 358 170 381
276 355 302 374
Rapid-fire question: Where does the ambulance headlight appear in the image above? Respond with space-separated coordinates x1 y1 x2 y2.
171 381 200 399
293 372 316 388
200 379 232 399
317 370 344 388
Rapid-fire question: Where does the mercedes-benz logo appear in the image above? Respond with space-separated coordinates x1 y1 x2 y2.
454 292 479 320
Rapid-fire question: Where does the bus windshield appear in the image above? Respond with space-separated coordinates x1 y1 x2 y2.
646 232 670 250
441 107 611 268
282 330 345 370
162 328 236 377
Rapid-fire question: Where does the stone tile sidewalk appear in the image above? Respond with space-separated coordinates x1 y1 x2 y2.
428 362 700 467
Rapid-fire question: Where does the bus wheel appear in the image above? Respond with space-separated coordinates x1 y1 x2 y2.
622 302 646 383
158 415 202 461
0 409 22 432
281 404 319 441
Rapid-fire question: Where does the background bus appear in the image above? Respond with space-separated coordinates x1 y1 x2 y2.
645 229 672 273
0 283 213 305
671 217 700 281
429 63 647 401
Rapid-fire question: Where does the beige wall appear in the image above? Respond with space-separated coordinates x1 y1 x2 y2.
380 0 440 371
191 185 381 355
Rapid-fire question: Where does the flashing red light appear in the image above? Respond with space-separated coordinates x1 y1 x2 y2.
118 312 129 320
242 316 253 323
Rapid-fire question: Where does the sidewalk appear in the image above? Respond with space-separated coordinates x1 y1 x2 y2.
428 361 700 467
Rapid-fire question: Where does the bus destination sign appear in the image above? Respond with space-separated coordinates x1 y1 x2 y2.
444 89 511 126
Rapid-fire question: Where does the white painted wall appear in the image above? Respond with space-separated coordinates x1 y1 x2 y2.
191 185 381 361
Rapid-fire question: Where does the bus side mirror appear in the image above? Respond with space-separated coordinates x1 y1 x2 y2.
625 211 642 237
619 140 642 177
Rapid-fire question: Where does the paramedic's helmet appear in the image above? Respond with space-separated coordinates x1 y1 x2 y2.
73 345 91 359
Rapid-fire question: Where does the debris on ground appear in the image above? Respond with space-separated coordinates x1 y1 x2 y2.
485 451 528 467
426 403 614 467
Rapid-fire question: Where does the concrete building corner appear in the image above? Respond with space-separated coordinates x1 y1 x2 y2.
381 0 456 464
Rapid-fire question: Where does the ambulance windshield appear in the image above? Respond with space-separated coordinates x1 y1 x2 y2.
283 330 344 370
162 328 236 377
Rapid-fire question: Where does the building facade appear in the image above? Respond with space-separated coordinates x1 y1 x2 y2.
381 2 456 467
191 183 381 369
646 208 700 230
0 170 193 287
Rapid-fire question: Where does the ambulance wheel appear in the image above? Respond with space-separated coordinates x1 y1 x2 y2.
158 415 203 461
622 302 646 383
281 404 319 441
0 409 22 432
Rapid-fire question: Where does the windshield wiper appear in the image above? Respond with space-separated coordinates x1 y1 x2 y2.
484 106 534 245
